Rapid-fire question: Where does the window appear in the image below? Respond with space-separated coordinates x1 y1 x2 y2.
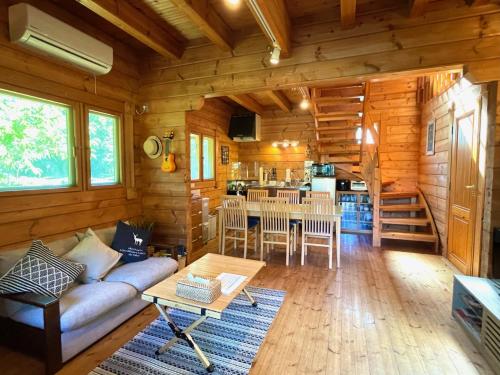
190 133 200 180
0 89 75 191
202 136 215 180
190 133 215 181
88 110 121 186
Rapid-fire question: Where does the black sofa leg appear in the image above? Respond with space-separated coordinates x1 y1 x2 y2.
43 302 62 374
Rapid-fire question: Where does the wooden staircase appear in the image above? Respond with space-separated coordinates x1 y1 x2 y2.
376 189 439 252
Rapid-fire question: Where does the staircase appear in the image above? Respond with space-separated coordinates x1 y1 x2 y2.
311 84 366 174
377 189 439 252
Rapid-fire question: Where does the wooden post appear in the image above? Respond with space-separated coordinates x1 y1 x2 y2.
373 167 381 247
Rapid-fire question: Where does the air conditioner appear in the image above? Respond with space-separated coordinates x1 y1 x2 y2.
8 3 113 75
228 112 261 142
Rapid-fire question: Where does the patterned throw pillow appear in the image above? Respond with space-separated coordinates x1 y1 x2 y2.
0 240 85 297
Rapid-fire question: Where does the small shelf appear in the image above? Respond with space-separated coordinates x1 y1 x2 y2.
336 191 372 234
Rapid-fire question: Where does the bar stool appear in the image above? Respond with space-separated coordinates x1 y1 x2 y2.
260 197 292 265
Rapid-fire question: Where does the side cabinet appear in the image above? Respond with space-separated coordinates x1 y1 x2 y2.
189 196 204 263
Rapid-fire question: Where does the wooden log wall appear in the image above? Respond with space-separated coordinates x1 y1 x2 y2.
139 1 500 100
365 77 421 192
187 99 238 211
238 110 317 181
0 0 142 251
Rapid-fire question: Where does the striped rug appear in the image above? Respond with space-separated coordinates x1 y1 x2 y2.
90 286 285 375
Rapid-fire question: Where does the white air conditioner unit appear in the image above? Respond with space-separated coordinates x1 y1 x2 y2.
9 3 113 75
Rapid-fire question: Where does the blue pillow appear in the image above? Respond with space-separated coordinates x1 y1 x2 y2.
111 221 151 263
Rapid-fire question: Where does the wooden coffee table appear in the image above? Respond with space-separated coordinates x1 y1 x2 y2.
142 253 266 372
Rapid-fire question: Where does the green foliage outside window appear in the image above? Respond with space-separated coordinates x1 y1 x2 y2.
0 90 74 191
203 136 215 180
88 111 120 186
190 133 200 180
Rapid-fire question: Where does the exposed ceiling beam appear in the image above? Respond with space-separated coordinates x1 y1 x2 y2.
169 0 233 51
340 0 357 29
409 0 429 17
317 114 361 121
266 90 292 112
227 94 264 115
245 0 291 57
76 0 184 59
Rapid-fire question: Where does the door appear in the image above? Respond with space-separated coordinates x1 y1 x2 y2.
447 96 481 275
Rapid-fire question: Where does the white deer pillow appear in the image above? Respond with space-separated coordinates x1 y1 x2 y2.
63 231 122 283
110 221 151 263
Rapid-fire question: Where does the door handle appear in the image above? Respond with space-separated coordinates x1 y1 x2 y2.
465 185 475 190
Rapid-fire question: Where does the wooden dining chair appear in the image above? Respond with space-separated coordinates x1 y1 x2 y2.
259 197 292 265
301 197 337 269
220 195 258 259
276 190 300 253
247 189 268 202
306 191 331 199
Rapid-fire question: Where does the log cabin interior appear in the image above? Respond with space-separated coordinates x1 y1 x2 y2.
0 0 500 374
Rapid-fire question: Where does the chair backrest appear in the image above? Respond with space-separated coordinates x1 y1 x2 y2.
277 189 300 204
221 195 246 230
302 198 335 235
260 197 289 234
247 189 268 202
306 191 330 199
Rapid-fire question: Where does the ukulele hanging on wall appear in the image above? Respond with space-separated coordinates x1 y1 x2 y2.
161 131 176 173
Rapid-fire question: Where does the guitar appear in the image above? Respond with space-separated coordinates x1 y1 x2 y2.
161 131 176 173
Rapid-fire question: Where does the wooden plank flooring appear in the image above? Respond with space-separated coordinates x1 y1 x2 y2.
0 234 494 375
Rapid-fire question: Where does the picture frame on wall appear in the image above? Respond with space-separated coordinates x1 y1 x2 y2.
426 119 436 156
221 145 229 165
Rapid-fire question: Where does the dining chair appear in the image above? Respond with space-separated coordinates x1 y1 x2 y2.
306 191 331 199
276 190 300 253
301 197 337 269
259 197 292 265
220 195 258 259
247 189 268 202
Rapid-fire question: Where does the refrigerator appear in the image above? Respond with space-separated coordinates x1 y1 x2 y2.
311 177 336 201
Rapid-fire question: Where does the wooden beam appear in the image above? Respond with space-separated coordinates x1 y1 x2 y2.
266 90 292 112
409 0 429 17
340 0 357 29
317 114 361 121
313 96 363 105
227 94 264 115
169 0 233 51
245 0 291 57
76 0 184 59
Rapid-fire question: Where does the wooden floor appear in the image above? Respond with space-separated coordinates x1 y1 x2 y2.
0 234 494 375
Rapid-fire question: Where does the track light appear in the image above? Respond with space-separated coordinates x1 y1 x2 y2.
282 140 289 148
300 98 310 110
269 46 281 65
272 142 278 147
291 141 299 147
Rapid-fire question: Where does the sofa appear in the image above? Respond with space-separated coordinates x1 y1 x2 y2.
0 226 178 374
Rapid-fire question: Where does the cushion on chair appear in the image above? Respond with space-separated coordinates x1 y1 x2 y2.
11 281 137 332
103 257 178 292
248 217 260 228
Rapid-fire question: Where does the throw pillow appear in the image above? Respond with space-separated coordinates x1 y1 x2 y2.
64 231 122 283
111 221 151 263
0 240 85 297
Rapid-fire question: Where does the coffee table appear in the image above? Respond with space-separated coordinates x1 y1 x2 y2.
142 253 266 372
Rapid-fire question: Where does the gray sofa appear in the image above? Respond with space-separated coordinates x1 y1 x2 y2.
0 226 177 372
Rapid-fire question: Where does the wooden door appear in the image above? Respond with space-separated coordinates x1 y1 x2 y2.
447 100 481 275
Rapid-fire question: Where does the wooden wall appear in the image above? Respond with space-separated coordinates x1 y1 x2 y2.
238 110 317 181
365 77 421 192
0 1 142 251
187 99 238 211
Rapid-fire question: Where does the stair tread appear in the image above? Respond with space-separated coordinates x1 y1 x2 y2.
380 204 425 211
380 191 419 199
380 230 436 242
380 217 430 226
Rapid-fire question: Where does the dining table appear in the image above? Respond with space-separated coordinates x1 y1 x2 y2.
216 201 343 267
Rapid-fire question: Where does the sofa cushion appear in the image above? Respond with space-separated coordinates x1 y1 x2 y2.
103 257 177 292
111 221 151 263
76 226 117 247
0 240 85 297
63 230 122 283
11 281 136 332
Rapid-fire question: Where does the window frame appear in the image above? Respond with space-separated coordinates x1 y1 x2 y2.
0 83 83 197
84 105 124 190
190 131 216 183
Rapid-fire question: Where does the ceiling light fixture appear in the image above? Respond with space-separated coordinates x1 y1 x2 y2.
300 98 310 110
272 141 278 147
226 0 241 5
269 46 281 65
358 112 363 117
272 140 299 148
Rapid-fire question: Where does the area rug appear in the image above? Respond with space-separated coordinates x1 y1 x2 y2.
89 286 285 375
